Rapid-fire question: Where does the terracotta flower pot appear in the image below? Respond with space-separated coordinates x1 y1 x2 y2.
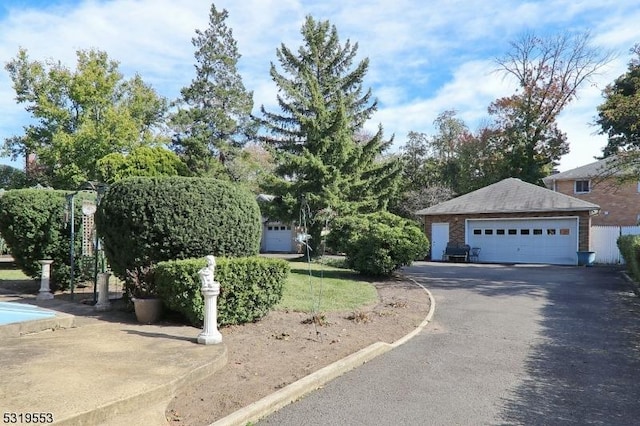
132 298 163 324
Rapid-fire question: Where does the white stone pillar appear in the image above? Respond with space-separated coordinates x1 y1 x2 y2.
95 272 111 311
198 282 222 345
197 255 222 345
36 260 54 300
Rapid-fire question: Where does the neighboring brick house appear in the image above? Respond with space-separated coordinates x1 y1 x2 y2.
542 157 640 226
416 178 599 265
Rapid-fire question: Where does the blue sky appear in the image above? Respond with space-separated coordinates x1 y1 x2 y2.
0 0 638 172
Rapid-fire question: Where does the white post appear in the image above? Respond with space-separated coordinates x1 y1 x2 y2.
36 260 54 300
197 255 222 345
95 272 112 311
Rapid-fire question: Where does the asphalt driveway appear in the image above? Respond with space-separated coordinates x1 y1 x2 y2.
259 262 640 425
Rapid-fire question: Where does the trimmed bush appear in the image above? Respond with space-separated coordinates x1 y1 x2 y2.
0 189 95 290
95 176 262 295
327 211 430 277
155 256 289 326
618 235 640 282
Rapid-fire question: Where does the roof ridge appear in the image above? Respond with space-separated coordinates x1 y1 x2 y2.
416 178 599 216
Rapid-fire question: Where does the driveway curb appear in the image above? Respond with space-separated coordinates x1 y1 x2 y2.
211 277 435 426
620 270 640 296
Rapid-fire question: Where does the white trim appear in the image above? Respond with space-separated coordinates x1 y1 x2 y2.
574 179 591 194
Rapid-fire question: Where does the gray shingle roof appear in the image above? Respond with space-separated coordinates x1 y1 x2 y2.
415 178 600 216
542 156 624 186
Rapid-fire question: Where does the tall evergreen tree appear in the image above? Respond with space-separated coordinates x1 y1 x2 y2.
260 16 401 254
170 4 255 178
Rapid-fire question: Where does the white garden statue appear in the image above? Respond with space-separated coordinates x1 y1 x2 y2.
197 255 222 344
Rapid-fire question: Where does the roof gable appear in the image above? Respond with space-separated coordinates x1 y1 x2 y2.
416 178 600 216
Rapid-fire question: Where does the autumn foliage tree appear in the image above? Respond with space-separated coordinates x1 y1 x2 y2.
489 32 612 183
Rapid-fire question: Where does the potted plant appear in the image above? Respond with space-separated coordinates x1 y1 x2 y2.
126 265 162 324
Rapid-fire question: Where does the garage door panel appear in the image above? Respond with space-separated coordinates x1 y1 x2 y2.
264 224 293 252
467 218 578 265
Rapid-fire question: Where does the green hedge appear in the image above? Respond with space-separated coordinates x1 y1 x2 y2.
618 235 640 282
327 211 430 277
155 256 289 326
95 176 262 295
0 189 95 290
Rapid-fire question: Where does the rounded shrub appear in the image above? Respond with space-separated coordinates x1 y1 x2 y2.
0 189 94 290
618 235 640 282
95 176 262 289
155 256 289 326
327 211 429 277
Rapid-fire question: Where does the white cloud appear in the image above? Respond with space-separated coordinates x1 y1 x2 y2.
0 0 638 172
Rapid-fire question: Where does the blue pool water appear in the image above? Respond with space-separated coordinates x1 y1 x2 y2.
0 301 56 325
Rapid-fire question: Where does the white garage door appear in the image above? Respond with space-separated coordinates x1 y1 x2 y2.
264 223 293 252
467 218 578 265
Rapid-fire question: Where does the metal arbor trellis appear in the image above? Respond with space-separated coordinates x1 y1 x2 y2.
297 195 333 341
65 181 108 301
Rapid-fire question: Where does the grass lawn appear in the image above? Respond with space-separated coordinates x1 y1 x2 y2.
277 258 378 313
0 267 31 281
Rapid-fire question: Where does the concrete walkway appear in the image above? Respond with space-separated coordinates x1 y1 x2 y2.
259 263 640 425
0 293 226 425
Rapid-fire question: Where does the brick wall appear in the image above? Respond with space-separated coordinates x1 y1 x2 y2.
421 210 592 256
552 178 640 226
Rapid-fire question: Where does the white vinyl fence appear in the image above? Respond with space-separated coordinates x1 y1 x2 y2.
590 225 640 264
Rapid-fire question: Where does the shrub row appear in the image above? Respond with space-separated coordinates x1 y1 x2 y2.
0 189 95 290
155 256 289 326
96 177 262 295
618 235 640 282
327 211 429 277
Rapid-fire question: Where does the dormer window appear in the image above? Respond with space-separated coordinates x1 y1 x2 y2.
575 180 590 194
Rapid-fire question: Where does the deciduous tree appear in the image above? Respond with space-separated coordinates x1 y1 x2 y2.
491 31 612 183
0 165 30 189
597 44 640 156
96 146 190 184
4 48 168 188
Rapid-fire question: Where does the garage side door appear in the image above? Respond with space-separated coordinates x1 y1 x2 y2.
467 218 578 265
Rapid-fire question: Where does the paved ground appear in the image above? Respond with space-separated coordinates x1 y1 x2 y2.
259 262 640 425
0 293 226 425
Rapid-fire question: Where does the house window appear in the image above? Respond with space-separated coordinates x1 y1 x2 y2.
575 180 590 194
508 229 517 235
520 229 530 235
560 228 570 235
547 229 556 235
496 229 505 235
473 229 482 235
533 229 543 235
484 229 493 235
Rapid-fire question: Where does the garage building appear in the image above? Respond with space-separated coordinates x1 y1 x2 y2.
416 178 600 265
